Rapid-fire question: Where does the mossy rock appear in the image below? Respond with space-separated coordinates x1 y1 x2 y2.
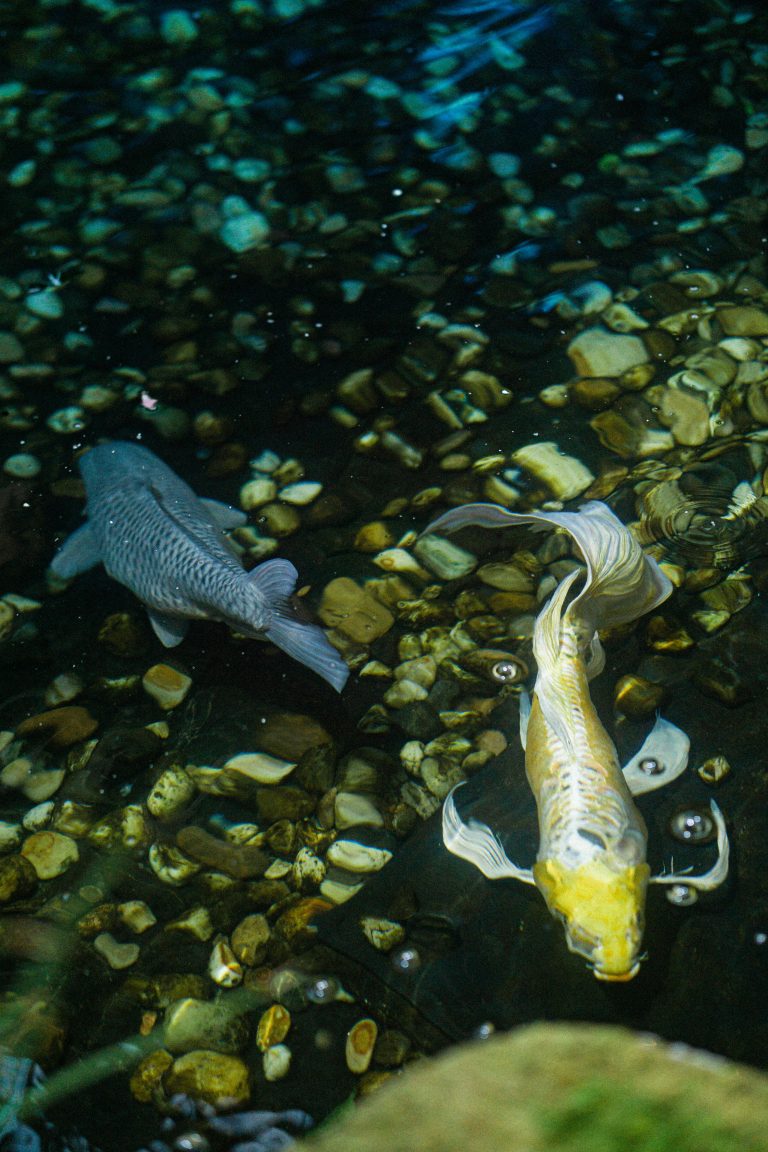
298 1023 768 1152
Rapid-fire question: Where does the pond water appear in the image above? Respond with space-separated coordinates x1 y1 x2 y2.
1 0 767 1148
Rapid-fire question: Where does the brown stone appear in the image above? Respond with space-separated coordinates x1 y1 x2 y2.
17 706 98 749
318 578 394 642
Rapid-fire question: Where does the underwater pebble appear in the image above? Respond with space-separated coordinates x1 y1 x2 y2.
512 441 595 501
148 843 201 886
327 840 392 874
256 1004 291 1052
614 674 665 719
567 326 649 377
21 830 79 879
118 900 157 933
164 998 249 1055
293 845 326 889
345 1018 378 1075
209 938 243 987
413 534 477 580
93 932 140 970
0 331 23 363
223 751 296 784
334 792 384 830
16 705 97 749
219 211 270 253
697 755 731 786
3 453 40 478
0 855 37 902
166 905 214 941
279 480 322 505
0 821 22 853
47 406 87 435
717 305 768 337
22 769 66 803
383 678 428 708
231 913 270 965
176 826 268 879
147 765 197 820
240 476 277 510
360 916 406 952
43 672 83 708
25 289 64 320
373 548 430 580
319 577 394 642
263 1043 292 1082
22 801 54 832
320 877 364 904
164 1051 250 1108
142 664 193 710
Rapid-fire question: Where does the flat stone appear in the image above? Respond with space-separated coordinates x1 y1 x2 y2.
319 578 394 642
164 998 249 1054
142 664 192 710
413 535 477 580
93 932 140 969
717 305 768 337
567 326 649 377
164 1051 250 1108
224 751 296 784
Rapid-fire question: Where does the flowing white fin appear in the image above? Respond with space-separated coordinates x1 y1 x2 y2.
651 801 729 891
423 500 672 633
622 716 690 796
442 784 535 884
50 523 101 579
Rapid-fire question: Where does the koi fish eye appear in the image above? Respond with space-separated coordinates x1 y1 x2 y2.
637 756 664 776
491 659 524 683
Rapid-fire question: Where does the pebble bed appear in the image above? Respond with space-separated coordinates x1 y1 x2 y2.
1 0 768 1148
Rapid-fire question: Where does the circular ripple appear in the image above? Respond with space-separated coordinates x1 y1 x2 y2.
636 452 768 569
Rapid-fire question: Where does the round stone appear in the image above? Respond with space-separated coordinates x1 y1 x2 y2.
21 831 79 879
219 211 270 253
3 453 41 478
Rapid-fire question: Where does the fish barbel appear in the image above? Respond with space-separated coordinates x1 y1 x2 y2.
423 500 729 980
50 441 349 692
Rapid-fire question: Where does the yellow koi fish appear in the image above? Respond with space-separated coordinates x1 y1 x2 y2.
423 500 729 981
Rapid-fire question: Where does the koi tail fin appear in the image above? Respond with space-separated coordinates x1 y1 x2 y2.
422 499 672 756
248 559 350 692
422 499 672 634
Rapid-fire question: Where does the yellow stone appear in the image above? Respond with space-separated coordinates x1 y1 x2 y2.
129 1049 173 1103
164 1051 250 1107
21 830 79 879
319 578 394 642
142 664 192 710
256 1003 291 1052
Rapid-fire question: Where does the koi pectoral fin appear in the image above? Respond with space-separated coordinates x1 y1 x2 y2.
651 800 729 891
442 785 535 885
622 716 690 796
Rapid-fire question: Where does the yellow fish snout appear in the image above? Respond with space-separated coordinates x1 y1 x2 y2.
534 858 650 982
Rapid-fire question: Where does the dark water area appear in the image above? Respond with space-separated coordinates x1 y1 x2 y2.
0 0 767 1148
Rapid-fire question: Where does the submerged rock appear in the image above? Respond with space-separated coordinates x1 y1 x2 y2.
297 1023 768 1152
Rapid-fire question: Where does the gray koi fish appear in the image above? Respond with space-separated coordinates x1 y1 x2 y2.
50 441 349 692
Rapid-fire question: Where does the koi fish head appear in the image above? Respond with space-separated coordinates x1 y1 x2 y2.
533 854 650 981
